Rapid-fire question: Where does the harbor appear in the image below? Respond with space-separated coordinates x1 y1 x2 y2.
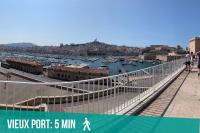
0 52 160 76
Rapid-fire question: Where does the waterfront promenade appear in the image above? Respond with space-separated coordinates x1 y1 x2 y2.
164 67 200 118
138 66 200 118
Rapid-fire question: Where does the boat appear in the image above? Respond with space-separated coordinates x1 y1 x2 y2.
132 63 137 66
139 60 144 63
122 61 137 66
153 62 157 65
119 58 125 61
102 57 118 64
99 65 109 70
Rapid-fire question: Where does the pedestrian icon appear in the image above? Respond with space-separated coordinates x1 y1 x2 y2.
83 117 91 131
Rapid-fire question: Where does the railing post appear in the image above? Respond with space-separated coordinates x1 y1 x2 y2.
114 76 116 114
60 85 62 112
152 66 155 87
106 78 109 114
162 63 164 81
71 83 74 113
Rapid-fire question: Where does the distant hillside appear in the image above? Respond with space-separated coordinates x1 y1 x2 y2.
0 42 37 48
59 40 141 56
0 40 141 56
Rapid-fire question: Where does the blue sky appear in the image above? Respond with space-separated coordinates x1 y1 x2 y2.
0 0 200 47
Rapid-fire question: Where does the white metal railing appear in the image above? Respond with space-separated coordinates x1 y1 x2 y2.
0 58 185 114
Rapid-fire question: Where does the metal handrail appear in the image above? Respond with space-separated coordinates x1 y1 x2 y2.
0 58 185 114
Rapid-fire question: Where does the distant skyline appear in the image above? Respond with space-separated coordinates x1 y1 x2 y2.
0 0 200 47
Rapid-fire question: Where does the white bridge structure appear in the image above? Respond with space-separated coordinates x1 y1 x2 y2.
0 59 185 115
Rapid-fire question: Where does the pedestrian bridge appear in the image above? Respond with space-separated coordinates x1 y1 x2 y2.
0 59 185 115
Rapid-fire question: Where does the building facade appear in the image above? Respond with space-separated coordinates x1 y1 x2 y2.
142 53 157 60
189 37 200 53
6 58 43 75
156 55 182 62
47 65 109 81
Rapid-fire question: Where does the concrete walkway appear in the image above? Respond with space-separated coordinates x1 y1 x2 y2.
164 67 200 118
138 71 188 116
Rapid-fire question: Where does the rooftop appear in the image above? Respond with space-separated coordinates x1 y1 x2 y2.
189 36 200 42
53 63 89 68
6 58 43 67
49 65 109 75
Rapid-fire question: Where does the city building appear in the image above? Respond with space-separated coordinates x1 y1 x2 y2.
47 64 109 81
189 37 200 53
156 55 182 62
142 53 157 60
6 58 43 75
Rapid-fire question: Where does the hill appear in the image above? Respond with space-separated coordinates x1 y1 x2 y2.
0 42 37 48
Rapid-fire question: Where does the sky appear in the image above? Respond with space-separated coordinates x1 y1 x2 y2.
0 0 200 47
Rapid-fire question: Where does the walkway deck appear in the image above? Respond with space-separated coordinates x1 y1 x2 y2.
137 66 200 118
164 67 200 118
138 71 189 116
